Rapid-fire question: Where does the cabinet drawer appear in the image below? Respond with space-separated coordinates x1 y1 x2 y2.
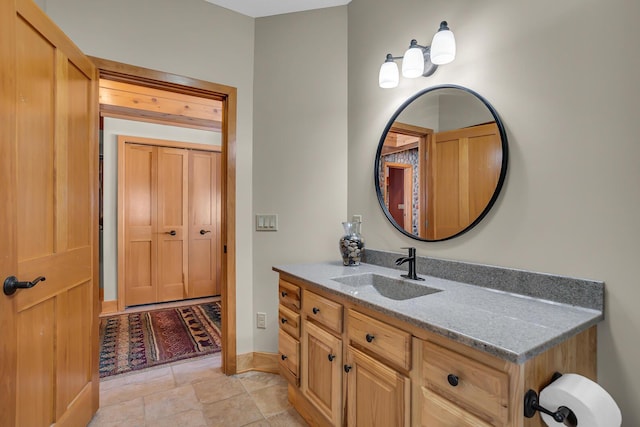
420 387 493 427
347 309 411 371
279 279 301 310
302 290 343 334
279 304 300 338
278 329 299 386
422 341 509 425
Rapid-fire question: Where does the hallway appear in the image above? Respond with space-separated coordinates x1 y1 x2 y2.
89 353 307 426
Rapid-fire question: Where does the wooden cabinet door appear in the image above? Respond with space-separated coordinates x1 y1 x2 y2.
188 150 221 298
420 388 493 427
301 321 343 426
157 147 188 302
0 0 99 425
346 346 410 427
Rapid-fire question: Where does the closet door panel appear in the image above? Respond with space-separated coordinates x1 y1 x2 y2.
157 147 188 302
188 150 221 298
467 124 501 221
124 144 157 306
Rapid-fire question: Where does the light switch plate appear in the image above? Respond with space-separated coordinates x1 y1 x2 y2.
256 214 278 231
256 312 267 329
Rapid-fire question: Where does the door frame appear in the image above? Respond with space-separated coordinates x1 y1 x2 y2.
91 57 237 375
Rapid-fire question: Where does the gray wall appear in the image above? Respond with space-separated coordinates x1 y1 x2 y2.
252 7 348 351
348 0 640 423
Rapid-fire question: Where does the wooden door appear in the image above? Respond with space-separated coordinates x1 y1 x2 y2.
0 0 99 425
346 346 410 427
428 122 501 239
385 162 413 232
188 150 221 298
122 143 157 306
121 142 188 306
301 321 343 426
157 147 189 302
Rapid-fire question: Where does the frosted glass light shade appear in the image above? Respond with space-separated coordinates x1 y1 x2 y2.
379 61 399 88
431 28 456 65
402 46 425 78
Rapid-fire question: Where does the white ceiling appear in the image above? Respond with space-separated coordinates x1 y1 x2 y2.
203 0 351 18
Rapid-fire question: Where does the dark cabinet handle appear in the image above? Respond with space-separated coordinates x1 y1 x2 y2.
312 307 320 314
165 230 176 236
344 365 352 373
200 229 211 235
281 291 287 298
281 354 288 361
328 354 335 362
4 276 46 296
280 317 287 324
365 334 375 343
447 374 459 387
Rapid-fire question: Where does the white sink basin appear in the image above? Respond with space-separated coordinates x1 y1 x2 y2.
332 273 441 301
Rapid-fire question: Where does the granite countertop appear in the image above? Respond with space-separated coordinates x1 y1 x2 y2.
272 261 604 364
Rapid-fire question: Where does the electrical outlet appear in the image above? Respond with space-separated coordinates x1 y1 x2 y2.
256 312 267 329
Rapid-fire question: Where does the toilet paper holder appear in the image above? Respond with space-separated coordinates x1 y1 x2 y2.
524 372 578 427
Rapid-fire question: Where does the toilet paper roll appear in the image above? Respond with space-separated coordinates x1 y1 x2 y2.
539 373 621 427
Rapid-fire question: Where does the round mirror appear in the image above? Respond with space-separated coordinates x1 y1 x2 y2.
375 84 508 241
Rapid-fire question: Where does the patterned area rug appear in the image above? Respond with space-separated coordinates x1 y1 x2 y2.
99 301 222 378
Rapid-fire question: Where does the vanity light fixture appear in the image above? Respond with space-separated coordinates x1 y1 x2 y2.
379 21 456 89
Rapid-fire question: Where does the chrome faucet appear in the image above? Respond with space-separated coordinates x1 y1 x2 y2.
395 247 424 281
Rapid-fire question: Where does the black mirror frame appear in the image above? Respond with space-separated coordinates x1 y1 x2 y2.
374 84 509 242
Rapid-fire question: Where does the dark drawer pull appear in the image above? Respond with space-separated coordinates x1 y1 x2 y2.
312 307 320 314
281 291 287 298
328 354 336 362
280 317 288 324
447 374 459 387
365 333 375 343
281 354 288 361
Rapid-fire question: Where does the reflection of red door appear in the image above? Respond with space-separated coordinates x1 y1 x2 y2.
388 167 405 226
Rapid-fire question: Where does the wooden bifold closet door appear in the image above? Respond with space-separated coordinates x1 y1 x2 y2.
189 150 222 298
120 139 220 307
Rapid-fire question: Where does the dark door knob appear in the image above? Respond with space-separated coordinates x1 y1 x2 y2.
166 230 176 236
365 334 375 343
4 276 46 296
344 365 352 373
328 354 336 362
200 229 211 235
312 307 320 314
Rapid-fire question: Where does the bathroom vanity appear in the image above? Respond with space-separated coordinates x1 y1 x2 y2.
273 258 603 427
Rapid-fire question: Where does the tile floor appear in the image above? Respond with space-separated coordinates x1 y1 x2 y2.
89 353 308 426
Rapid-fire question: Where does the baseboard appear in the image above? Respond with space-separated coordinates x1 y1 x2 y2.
236 351 279 374
100 300 118 316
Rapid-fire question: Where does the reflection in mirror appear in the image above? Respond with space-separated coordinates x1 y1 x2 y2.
375 85 508 241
